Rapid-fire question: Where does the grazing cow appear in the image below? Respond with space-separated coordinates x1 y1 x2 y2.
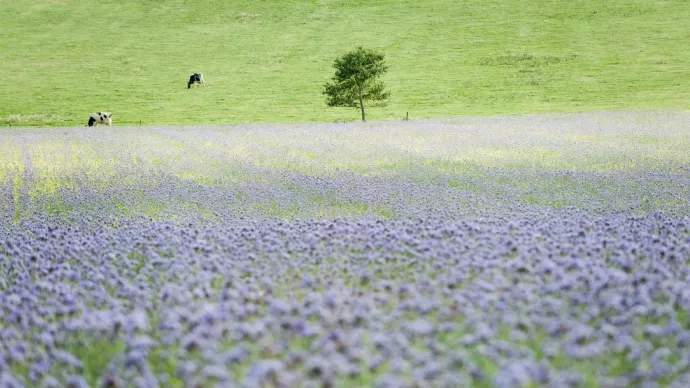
86 112 112 127
188 73 205 89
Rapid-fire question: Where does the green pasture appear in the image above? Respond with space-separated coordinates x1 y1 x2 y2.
1 0 688 127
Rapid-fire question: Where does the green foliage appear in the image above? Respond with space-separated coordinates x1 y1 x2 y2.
66 338 126 386
0 0 688 126
324 47 390 121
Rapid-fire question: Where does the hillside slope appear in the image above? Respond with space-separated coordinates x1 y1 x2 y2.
1 0 688 126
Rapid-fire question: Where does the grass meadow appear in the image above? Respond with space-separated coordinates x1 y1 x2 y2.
1 0 689 126
2 0 690 386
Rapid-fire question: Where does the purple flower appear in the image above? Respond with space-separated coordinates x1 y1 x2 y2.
65 375 89 388
51 350 83 371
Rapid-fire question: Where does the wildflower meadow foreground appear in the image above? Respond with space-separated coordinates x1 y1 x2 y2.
1 111 690 387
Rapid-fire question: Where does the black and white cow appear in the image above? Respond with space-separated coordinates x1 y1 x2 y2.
86 112 112 127
187 73 205 89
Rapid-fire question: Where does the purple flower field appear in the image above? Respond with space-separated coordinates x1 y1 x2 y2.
1 111 689 387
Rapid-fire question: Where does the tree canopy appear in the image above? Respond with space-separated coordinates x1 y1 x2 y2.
323 47 390 122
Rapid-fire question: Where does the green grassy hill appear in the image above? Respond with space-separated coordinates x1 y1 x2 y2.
1 0 688 127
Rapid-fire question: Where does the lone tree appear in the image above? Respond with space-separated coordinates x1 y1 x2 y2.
323 47 390 122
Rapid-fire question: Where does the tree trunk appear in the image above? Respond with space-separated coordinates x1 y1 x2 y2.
358 88 366 122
